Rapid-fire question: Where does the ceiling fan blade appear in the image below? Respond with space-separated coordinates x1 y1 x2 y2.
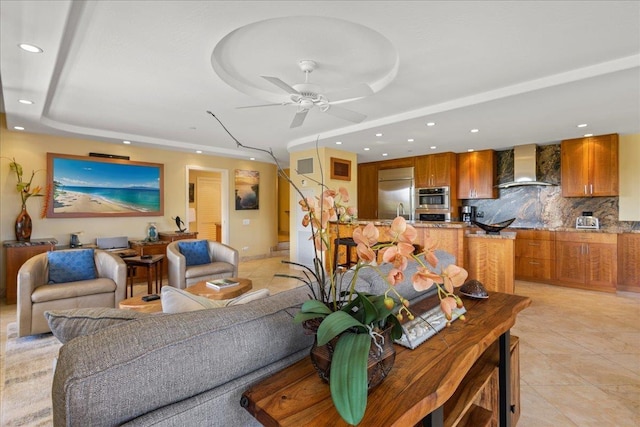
324 105 366 123
262 76 300 94
290 109 309 128
325 83 374 103
236 102 291 109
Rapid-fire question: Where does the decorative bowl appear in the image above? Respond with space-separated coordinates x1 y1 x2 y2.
471 218 516 234
459 279 489 299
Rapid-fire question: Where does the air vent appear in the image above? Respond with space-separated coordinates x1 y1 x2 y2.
297 158 313 174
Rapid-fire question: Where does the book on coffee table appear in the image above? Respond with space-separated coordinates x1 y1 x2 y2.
206 278 240 290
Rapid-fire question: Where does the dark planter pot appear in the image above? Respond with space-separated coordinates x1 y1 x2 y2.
306 322 396 391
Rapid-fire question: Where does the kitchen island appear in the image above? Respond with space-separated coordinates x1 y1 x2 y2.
329 220 516 293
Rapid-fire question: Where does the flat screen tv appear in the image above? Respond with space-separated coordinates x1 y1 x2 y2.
46 153 164 218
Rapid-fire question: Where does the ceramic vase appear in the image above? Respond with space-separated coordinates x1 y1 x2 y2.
147 222 158 242
15 205 32 242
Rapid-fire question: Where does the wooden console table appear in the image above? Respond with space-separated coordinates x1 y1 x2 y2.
241 292 531 427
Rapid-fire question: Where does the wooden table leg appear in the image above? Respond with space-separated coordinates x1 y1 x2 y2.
146 264 153 294
499 330 512 427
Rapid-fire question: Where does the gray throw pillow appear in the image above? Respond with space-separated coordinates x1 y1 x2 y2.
45 307 153 343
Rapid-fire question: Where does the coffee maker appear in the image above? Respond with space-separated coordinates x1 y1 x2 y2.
461 206 477 224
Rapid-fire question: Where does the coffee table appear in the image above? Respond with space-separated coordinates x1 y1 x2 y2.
119 277 252 313
118 294 163 313
186 277 252 300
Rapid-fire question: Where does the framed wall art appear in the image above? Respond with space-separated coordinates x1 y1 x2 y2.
235 169 259 210
46 153 164 218
330 157 351 181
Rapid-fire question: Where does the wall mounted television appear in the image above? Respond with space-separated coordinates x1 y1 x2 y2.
46 153 164 218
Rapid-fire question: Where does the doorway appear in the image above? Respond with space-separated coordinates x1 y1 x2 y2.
186 166 229 244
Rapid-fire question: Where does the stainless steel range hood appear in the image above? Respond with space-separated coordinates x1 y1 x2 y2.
497 144 556 188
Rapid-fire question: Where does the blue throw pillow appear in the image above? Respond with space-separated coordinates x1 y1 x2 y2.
178 240 210 266
48 249 97 284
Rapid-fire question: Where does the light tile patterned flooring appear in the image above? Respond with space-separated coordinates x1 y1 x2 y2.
1 255 639 426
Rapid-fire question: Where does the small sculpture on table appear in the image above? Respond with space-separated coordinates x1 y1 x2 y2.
173 216 186 233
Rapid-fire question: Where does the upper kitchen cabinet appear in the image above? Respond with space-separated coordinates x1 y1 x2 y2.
415 152 457 188
357 162 379 219
457 149 497 199
561 133 619 197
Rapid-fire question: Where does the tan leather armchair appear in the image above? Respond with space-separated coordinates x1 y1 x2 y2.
17 249 127 337
167 240 239 289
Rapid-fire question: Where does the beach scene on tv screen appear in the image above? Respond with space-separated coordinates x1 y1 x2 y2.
52 157 161 214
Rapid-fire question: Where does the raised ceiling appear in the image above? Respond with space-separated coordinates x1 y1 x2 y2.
1 1 639 166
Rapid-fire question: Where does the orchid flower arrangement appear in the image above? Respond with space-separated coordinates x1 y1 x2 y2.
4 157 43 208
208 112 468 425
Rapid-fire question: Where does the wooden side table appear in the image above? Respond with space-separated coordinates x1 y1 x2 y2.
241 292 531 427
123 254 165 297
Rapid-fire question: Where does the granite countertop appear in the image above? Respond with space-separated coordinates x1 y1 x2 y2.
465 230 517 239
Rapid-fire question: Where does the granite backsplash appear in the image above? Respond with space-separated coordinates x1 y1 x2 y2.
463 144 640 232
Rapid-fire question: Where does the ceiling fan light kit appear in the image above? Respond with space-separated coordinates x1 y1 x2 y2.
239 59 373 128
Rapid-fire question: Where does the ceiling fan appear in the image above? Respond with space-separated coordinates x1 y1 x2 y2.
237 60 373 128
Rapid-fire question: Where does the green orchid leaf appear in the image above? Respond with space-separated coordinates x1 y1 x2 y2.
358 292 381 325
317 311 365 346
292 311 327 324
300 299 333 315
330 332 371 425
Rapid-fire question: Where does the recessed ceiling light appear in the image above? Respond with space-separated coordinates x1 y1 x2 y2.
18 99 34 105
382 153 388 157
426 122 436 127
407 138 414 142
335 141 342 145
467 148 474 152
13 126 25 131
123 140 131 144
470 129 479 133
364 147 370 151
577 123 588 128
249 157 255 160
376 133 383 137
584 134 593 137
196 150 203 154
18 43 43 53
430 146 437 150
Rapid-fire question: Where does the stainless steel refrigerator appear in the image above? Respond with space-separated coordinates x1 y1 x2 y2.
378 167 414 220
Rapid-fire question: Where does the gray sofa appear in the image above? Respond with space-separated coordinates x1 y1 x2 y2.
49 252 453 426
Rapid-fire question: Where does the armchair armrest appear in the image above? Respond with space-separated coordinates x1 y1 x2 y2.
95 251 127 304
167 241 187 289
17 253 49 336
208 241 239 277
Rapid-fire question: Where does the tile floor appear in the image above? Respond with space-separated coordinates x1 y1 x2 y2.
1 255 639 426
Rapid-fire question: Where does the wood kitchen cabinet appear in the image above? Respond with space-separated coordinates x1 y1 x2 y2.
561 133 618 197
514 229 555 282
618 233 640 293
457 149 498 199
415 151 457 188
357 162 379 219
555 232 617 292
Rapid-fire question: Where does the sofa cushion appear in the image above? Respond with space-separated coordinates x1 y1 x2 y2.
48 249 97 284
161 286 227 313
32 278 117 303
178 240 210 266
226 288 271 306
44 307 153 343
184 261 234 278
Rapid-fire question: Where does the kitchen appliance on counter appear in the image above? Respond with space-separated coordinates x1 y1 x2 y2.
378 167 414 220
576 212 600 229
461 205 477 224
